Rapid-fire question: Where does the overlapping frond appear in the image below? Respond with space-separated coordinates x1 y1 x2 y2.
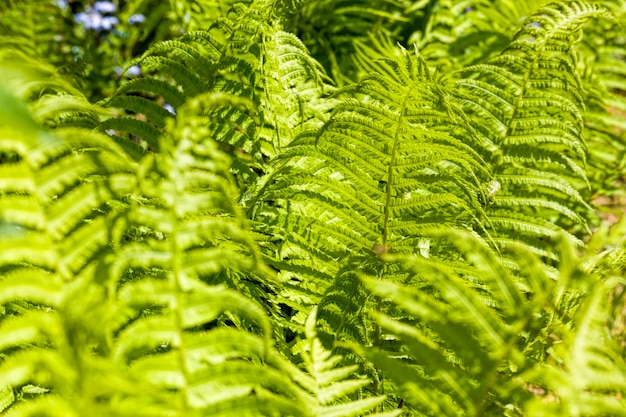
0 57 399 414
282 0 427 85
107 91 276 311
576 2 626 208
98 4 265 170
251 44 490 358
352 229 626 416
299 308 401 417
101 2 335 194
452 1 610 265
103 91 394 416
0 51 135 279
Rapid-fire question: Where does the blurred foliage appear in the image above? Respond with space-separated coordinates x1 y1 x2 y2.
0 0 185 101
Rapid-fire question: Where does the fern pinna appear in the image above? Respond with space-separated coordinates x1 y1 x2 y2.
1 0 626 416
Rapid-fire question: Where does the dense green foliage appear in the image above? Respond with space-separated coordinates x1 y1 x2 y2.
1 0 626 415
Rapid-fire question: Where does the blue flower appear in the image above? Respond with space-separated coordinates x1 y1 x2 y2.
75 12 90 26
100 16 119 31
75 12 101 30
163 103 176 115
71 45 83 61
75 8 118 31
55 0 68 8
93 1 117 14
126 65 141 76
128 14 146 24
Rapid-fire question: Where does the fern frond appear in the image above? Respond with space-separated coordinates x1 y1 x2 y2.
0 86 306 416
95 92 320 416
0 102 136 416
102 2 336 196
575 3 626 207
284 0 426 84
353 228 626 416
0 58 135 277
99 5 263 168
251 45 491 384
259 26 337 153
301 308 401 417
453 1 610 263
523 253 626 415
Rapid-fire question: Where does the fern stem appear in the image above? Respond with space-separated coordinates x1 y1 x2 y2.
168 148 193 413
372 293 383 399
380 93 409 250
373 90 411 405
